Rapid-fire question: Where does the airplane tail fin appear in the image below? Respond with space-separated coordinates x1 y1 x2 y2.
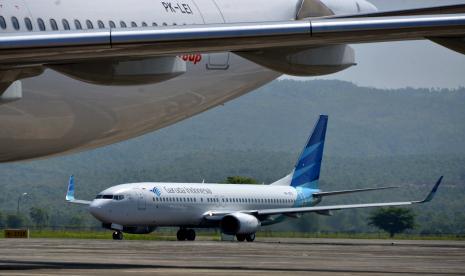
271 115 328 188
66 175 75 201
65 175 91 205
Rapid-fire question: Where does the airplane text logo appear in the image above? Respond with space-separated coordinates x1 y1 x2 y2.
152 187 162 197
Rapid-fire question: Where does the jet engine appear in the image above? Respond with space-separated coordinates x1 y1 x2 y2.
220 213 260 235
238 45 356 77
48 56 186 86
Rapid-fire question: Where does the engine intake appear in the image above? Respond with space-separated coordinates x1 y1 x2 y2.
220 213 260 235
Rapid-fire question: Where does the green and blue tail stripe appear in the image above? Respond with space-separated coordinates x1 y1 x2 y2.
291 115 328 189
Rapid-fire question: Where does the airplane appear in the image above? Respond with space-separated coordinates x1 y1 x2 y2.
65 115 443 241
0 1 465 163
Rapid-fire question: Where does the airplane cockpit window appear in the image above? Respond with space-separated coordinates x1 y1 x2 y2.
50 19 58 30
11 17 20 30
24 18 33 31
0 16 6 29
37 18 46 31
86 20 93 29
74 19 82 30
113 195 124 200
62 19 70 30
95 194 113 199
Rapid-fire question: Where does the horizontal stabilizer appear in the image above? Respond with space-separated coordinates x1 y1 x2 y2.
313 186 398 197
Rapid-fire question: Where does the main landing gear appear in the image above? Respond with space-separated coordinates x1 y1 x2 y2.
177 228 196 241
112 231 123 240
236 233 255 242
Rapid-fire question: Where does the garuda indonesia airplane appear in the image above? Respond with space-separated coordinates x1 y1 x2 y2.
0 1 465 163
66 115 443 241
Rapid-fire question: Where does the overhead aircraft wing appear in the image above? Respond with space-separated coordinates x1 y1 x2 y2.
330 4 465 19
204 176 442 220
1 12 465 66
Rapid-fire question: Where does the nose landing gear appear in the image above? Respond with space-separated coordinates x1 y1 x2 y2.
112 231 123 240
176 228 196 241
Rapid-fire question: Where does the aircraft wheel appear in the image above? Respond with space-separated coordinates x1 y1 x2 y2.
236 234 246 242
112 231 123 240
246 233 255 242
177 228 187 241
186 229 196 241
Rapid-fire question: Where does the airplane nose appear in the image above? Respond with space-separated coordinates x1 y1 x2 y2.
89 200 107 221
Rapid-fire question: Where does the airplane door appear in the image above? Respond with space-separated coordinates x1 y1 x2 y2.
137 191 146 210
193 0 230 70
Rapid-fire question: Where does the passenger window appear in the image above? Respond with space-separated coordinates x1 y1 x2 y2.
120 21 127 28
11 16 20 30
62 19 70 30
86 20 93 29
142 22 147 27
24 18 33 31
38 18 46 31
162 22 167 26
97 20 105 29
131 21 137 27
50 19 58 30
152 22 158 26
74 19 82 30
0 16 6 29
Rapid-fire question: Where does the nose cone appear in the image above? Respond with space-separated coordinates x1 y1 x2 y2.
89 200 107 221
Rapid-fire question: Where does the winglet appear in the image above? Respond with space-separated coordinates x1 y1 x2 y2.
66 175 75 201
417 176 443 203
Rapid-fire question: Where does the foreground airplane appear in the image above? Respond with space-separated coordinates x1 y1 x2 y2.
0 1 465 162
66 115 443 241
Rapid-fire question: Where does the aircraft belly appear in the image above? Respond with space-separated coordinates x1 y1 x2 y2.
0 54 279 162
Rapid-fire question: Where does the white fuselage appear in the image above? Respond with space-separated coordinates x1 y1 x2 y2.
0 0 375 162
89 182 317 227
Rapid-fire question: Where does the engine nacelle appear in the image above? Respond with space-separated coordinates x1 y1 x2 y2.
49 56 186 86
238 45 355 77
122 226 157 234
220 213 260 235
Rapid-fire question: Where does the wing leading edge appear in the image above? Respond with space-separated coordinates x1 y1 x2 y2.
204 176 443 219
1 14 465 66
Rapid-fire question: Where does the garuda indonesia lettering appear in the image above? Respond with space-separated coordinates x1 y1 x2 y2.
66 115 443 241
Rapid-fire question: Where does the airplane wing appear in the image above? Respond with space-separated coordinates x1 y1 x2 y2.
1 11 465 66
204 176 442 220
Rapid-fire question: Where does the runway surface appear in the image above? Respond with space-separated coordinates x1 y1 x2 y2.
1 238 464 275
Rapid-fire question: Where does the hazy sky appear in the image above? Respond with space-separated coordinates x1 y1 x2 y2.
285 0 465 88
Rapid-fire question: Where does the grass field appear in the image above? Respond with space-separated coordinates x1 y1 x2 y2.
1 229 464 241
